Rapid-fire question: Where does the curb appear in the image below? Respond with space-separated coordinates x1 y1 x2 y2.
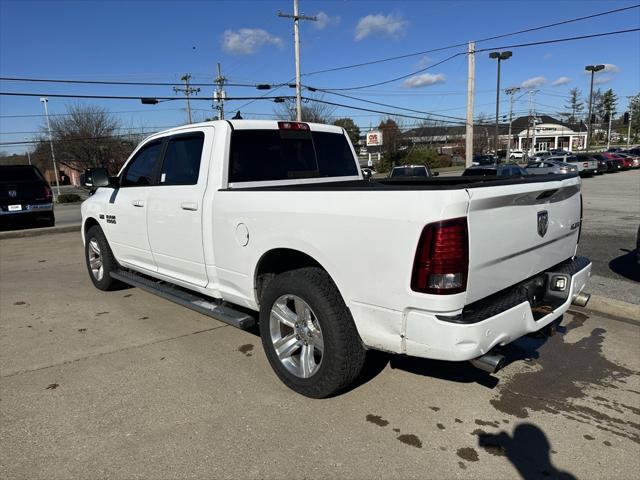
584 294 640 322
0 224 80 240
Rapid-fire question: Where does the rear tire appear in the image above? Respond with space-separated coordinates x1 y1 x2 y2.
259 267 366 398
42 212 55 227
84 225 123 291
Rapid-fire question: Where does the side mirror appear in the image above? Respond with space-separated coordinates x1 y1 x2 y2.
432 171 440 176
84 168 113 188
362 169 372 180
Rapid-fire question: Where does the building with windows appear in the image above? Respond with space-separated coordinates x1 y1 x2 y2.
515 115 588 153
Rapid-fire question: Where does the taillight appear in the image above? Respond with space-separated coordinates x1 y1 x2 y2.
44 185 53 201
278 121 310 131
411 218 468 295
577 193 583 244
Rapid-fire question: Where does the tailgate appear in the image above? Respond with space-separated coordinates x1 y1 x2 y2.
465 176 581 304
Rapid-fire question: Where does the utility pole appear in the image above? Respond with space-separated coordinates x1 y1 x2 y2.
606 108 613 150
505 87 521 160
627 96 635 148
465 41 475 168
525 90 539 157
278 0 316 122
213 63 226 120
39 97 60 197
24 138 32 165
173 73 200 124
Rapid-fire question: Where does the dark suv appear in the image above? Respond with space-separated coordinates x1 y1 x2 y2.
0 165 55 227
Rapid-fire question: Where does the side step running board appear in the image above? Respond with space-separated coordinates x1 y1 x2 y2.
110 270 255 330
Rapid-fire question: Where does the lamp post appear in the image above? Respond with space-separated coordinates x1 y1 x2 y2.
585 64 605 152
489 51 512 159
39 97 60 197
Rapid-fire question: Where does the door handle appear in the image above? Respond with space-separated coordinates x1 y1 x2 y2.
180 201 199 211
132 200 144 207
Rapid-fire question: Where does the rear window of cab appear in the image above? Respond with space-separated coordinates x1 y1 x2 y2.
229 129 358 183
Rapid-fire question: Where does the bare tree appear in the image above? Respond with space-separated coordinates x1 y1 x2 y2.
275 97 335 123
33 104 135 175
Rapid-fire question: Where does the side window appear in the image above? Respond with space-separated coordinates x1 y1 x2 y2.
160 132 205 186
122 141 162 187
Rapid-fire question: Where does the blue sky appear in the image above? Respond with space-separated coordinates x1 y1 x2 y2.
1 0 639 153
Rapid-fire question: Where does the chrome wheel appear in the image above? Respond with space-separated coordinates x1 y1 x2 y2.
88 238 104 281
269 294 323 379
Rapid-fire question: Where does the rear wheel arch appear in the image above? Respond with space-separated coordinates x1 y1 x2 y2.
254 248 326 305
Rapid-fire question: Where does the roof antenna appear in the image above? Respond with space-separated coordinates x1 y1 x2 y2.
233 111 243 120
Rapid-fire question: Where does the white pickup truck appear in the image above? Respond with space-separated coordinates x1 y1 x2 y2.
81 120 591 398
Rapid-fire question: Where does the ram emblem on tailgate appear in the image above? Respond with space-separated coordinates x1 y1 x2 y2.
537 210 549 238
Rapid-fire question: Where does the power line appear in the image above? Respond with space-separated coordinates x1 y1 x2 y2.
302 4 640 76
311 53 465 91
0 92 295 101
309 88 468 121
474 28 640 53
0 76 281 88
302 96 494 126
0 108 186 118
311 27 639 92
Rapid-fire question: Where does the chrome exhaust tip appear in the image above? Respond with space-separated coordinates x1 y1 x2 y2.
572 292 591 307
470 352 506 374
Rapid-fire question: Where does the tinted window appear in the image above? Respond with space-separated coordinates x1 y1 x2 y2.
0 166 44 183
391 166 427 177
160 133 204 185
462 168 496 176
122 141 162 186
229 129 357 183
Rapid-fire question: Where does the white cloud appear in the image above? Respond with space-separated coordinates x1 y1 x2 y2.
594 76 612 85
314 12 340 30
521 76 546 89
543 53 553 60
403 73 446 88
603 63 620 73
552 76 571 86
415 55 433 68
222 28 282 55
355 13 407 41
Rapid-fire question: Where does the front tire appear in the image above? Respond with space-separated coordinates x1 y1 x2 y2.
84 225 123 291
259 267 366 398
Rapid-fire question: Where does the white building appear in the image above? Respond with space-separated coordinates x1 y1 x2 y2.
516 117 588 152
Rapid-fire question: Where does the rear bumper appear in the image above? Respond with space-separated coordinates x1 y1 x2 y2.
352 256 591 362
0 202 53 216
403 256 591 360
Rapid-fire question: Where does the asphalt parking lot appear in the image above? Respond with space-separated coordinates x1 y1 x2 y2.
1 238 640 478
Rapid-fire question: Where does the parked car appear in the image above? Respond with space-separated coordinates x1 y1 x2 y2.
603 153 633 170
462 164 528 177
530 151 553 161
616 153 640 169
525 159 578 175
592 154 622 172
0 165 55 227
581 154 609 175
472 154 497 166
563 154 598 176
388 164 438 178
508 149 525 160
80 119 591 397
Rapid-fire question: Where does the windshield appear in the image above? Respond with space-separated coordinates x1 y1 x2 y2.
391 166 427 177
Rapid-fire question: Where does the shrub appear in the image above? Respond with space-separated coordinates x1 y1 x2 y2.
56 193 83 203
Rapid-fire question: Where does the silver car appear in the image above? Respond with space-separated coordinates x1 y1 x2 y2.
525 159 578 175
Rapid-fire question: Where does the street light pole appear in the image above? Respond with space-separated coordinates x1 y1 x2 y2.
585 64 605 152
39 97 60 197
490 51 512 158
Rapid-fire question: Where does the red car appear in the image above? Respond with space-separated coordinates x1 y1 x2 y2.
602 152 632 170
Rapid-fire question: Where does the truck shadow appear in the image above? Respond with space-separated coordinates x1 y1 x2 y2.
609 249 640 282
478 423 576 479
